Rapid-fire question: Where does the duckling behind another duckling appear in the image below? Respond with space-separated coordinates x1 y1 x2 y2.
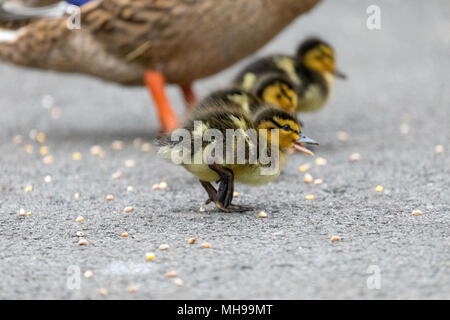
234 37 346 113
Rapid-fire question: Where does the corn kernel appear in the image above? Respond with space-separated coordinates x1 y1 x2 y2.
349 153 361 162
188 238 196 244
258 211 267 218
39 146 49 156
121 232 129 237
111 172 121 180
43 155 54 164
24 185 33 193
298 163 310 172
159 244 169 251
111 140 124 150
84 270 94 278
201 243 211 248
145 252 155 260
99 288 108 296
125 159 136 168
375 185 384 192
72 152 82 161
13 135 23 145
78 239 87 246
336 131 349 141
75 216 84 222
19 208 26 216
128 286 138 293
167 271 176 278
411 210 422 216
305 194 315 200
36 132 46 144
27 212 32 216
304 173 313 184
24 144 33 154
233 191 240 197
124 206 133 213
106 194 114 201
141 143 152 152
313 179 323 185
174 278 184 286
159 181 168 189
315 157 327 166
331 235 341 242
74 193 80 199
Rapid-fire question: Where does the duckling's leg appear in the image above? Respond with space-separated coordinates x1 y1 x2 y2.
181 84 197 110
199 180 217 205
207 163 251 212
144 71 179 132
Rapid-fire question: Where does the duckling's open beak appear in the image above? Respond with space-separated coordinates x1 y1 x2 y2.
333 69 347 79
294 134 319 157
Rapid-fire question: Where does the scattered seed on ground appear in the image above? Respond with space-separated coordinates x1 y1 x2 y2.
44 175 52 183
199 206 206 212
174 278 184 286
127 186 134 192
124 206 133 213
233 191 240 197
24 144 33 154
19 208 26 216
99 288 108 296
111 172 121 180
298 163 310 172
78 239 87 246
39 146 49 156
106 194 114 201
111 140 124 150
24 185 33 193
145 252 155 260
314 179 323 185
75 216 84 222
304 173 313 184
72 152 82 161
435 145 444 154
375 185 384 192
258 211 267 218
84 270 94 278
202 243 211 248
411 210 422 216
159 244 170 251
36 132 46 144
305 194 315 200
13 135 23 145
74 193 80 199
76 231 84 237
141 143 152 152
128 286 138 293
167 271 176 278
188 238 196 244
349 153 361 162
336 131 349 141
315 157 327 166
121 232 129 237
43 155 54 164
125 159 136 168
331 235 341 242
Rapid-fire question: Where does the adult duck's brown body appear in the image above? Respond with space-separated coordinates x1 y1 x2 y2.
0 0 321 131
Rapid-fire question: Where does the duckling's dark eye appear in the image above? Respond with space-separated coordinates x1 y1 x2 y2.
282 124 291 131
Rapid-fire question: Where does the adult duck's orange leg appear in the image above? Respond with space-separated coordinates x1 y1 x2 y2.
181 83 197 110
144 70 179 132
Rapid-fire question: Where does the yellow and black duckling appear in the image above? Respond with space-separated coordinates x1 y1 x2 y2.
201 73 299 116
234 37 346 113
158 93 318 212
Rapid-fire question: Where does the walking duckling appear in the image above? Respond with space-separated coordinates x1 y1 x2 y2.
234 37 346 113
158 94 318 212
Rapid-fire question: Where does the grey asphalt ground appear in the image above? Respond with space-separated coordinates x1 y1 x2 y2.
0 0 449 300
